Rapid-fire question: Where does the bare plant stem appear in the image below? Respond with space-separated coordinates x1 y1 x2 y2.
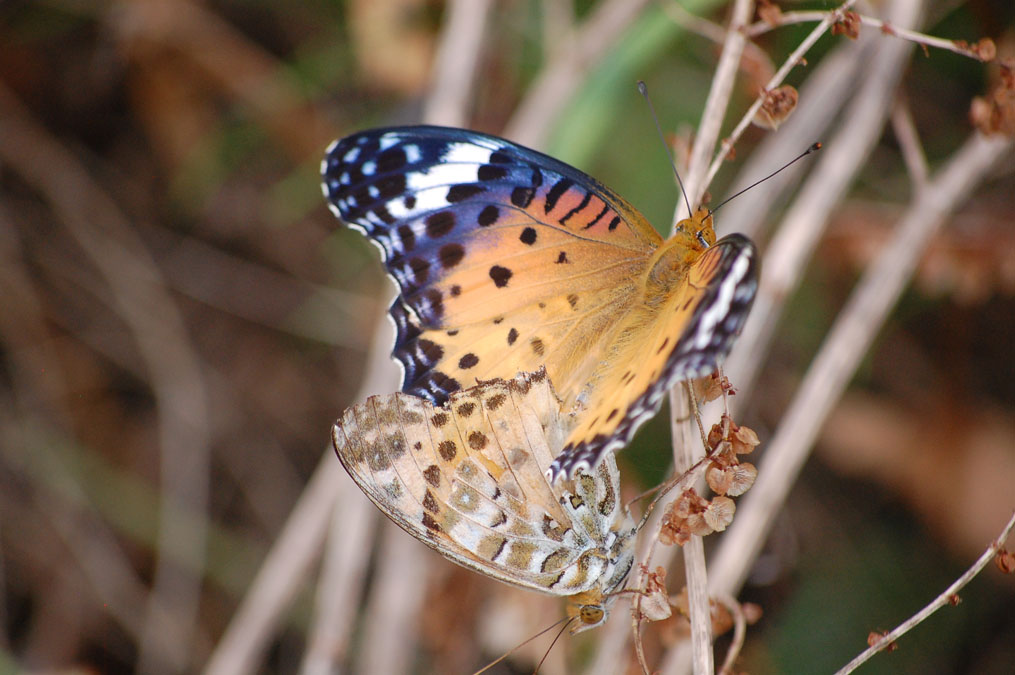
725 0 921 404
666 0 757 670
891 98 930 186
700 0 861 195
298 474 377 675
745 10 994 62
710 128 1013 598
680 0 757 217
835 511 1015 674
204 455 344 675
423 0 495 128
714 594 747 675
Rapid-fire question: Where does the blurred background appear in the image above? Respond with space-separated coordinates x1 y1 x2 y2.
1 0 1013 673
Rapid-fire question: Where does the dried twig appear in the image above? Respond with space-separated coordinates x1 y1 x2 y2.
699 0 861 196
835 511 1015 674
668 385 715 675
745 9 996 62
665 1 756 670
298 475 378 675
725 0 922 402
679 0 757 217
710 128 1013 598
204 314 399 675
714 594 747 675
890 98 929 187
204 454 344 675
423 0 495 128
717 39 867 241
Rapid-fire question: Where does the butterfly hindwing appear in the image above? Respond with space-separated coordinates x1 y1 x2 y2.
332 370 636 615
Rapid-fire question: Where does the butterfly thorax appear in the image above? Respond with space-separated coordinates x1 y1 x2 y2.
643 208 717 306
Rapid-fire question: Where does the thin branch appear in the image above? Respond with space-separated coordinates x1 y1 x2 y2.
670 385 714 675
679 0 757 218
660 0 775 102
700 0 861 195
204 316 400 675
203 454 346 675
541 0 576 63
891 98 929 187
725 0 921 403
714 594 747 675
298 475 378 675
358 526 432 675
745 10 995 62
835 511 1015 675
667 2 757 671
710 128 1013 599
422 0 495 127
716 39 867 242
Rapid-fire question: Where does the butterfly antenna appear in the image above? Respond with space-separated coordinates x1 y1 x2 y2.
532 617 575 675
471 615 574 675
638 80 693 218
708 142 822 216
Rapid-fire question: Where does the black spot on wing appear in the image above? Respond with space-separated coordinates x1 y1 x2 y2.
489 265 512 288
511 186 535 207
438 243 465 269
478 205 499 227
447 184 485 202
478 164 508 181
397 225 416 252
426 211 455 238
438 440 457 461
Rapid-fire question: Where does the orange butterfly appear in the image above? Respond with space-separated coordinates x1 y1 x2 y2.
323 126 757 480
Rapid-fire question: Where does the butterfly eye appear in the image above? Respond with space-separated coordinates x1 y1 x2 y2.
578 604 605 626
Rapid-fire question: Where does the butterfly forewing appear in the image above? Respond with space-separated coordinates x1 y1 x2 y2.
333 369 636 598
324 126 759 480
322 126 659 405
